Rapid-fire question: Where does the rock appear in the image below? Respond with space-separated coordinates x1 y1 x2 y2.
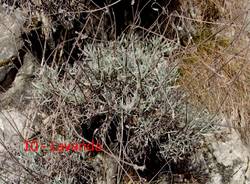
205 128 250 184
0 52 38 108
0 108 30 183
0 5 26 88
0 54 37 152
0 5 25 60
0 4 37 153
0 109 29 151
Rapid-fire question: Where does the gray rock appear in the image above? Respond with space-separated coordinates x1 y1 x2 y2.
0 5 25 60
206 127 250 184
0 5 26 87
0 109 29 151
1 52 38 108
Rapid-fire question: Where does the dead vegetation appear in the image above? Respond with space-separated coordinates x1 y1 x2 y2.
177 0 250 146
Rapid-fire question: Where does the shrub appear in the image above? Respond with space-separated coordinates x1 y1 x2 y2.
8 35 218 183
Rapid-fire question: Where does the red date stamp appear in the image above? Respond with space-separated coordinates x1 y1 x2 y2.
23 139 103 153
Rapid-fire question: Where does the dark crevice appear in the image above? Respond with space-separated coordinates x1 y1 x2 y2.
0 48 26 92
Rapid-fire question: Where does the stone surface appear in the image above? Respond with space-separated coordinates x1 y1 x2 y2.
0 4 36 152
0 52 38 107
0 5 26 87
0 5 37 183
0 109 29 151
206 128 250 184
0 5 25 60
0 108 32 183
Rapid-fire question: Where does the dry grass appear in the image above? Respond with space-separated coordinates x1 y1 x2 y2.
177 0 250 144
